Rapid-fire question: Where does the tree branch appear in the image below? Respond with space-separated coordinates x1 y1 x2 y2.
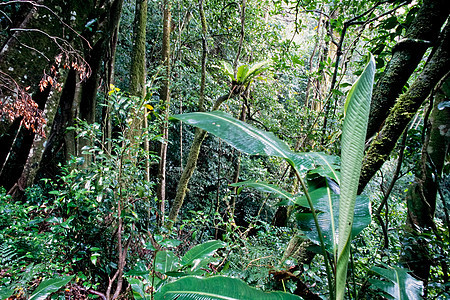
359 20 450 193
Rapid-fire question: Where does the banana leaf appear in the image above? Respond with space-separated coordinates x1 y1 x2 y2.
155 251 181 274
171 111 293 160
336 54 375 300
295 188 371 253
154 275 303 300
369 265 423 300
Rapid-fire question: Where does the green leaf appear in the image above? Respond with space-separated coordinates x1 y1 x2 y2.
126 261 150 278
170 113 338 183
243 60 271 84
171 111 293 160
236 65 250 84
230 181 295 205
154 276 303 300
160 239 182 248
437 100 450 110
296 190 371 253
29 275 74 300
144 241 157 251
129 277 150 300
181 240 226 267
369 265 423 300
296 152 340 184
90 253 100 265
336 54 375 300
0 287 14 300
220 61 234 82
155 251 181 274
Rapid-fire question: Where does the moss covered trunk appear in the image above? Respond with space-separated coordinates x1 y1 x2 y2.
366 0 449 138
359 19 450 193
167 90 236 227
401 76 450 293
129 0 148 178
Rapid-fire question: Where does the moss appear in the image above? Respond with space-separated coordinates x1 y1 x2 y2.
129 0 147 98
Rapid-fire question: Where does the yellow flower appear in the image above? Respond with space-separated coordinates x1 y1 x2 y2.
108 84 120 95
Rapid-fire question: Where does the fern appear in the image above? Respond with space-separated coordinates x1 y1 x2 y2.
0 244 18 267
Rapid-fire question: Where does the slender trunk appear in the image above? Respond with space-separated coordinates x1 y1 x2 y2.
167 91 236 228
305 13 322 108
129 0 148 179
230 104 246 215
130 0 147 98
199 0 207 112
9 75 65 197
233 0 246 72
157 0 171 225
102 24 120 154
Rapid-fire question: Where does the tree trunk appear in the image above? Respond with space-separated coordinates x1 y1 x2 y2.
167 91 237 228
157 0 171 226
359 19 450 193
130 0 147 98
40 0 125 170
102 24 120 154
129 0 148 179
8 78 64 198
366 0 449 138
402 75 450 294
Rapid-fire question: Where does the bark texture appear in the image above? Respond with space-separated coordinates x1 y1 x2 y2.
129 0 148 179
366 0 449 138
130 0 147 98
157 0 172 225
8 81 63 198
359 19 450 193
401 76 450 291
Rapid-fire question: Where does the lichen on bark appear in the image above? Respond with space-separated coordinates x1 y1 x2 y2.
359 19 450 193
366 0 449 138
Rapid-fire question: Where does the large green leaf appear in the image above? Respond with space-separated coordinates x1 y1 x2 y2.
296 152 340 184
170 113 338 181
154 276 303 300
295 189 371 253
156 251 181 274
243 60 271 84
336 54 375 300
171 111 293 160
181 240 226 267
369 265 423 300
28 275 74 300
236 65 250 84
230 181 296 205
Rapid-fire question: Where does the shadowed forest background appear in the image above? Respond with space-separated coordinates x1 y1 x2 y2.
0 0 449 299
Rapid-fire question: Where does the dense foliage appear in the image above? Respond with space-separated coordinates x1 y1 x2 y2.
0 0 449 299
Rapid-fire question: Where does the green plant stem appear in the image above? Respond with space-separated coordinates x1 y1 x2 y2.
294 167 335 300
350 247 357 299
